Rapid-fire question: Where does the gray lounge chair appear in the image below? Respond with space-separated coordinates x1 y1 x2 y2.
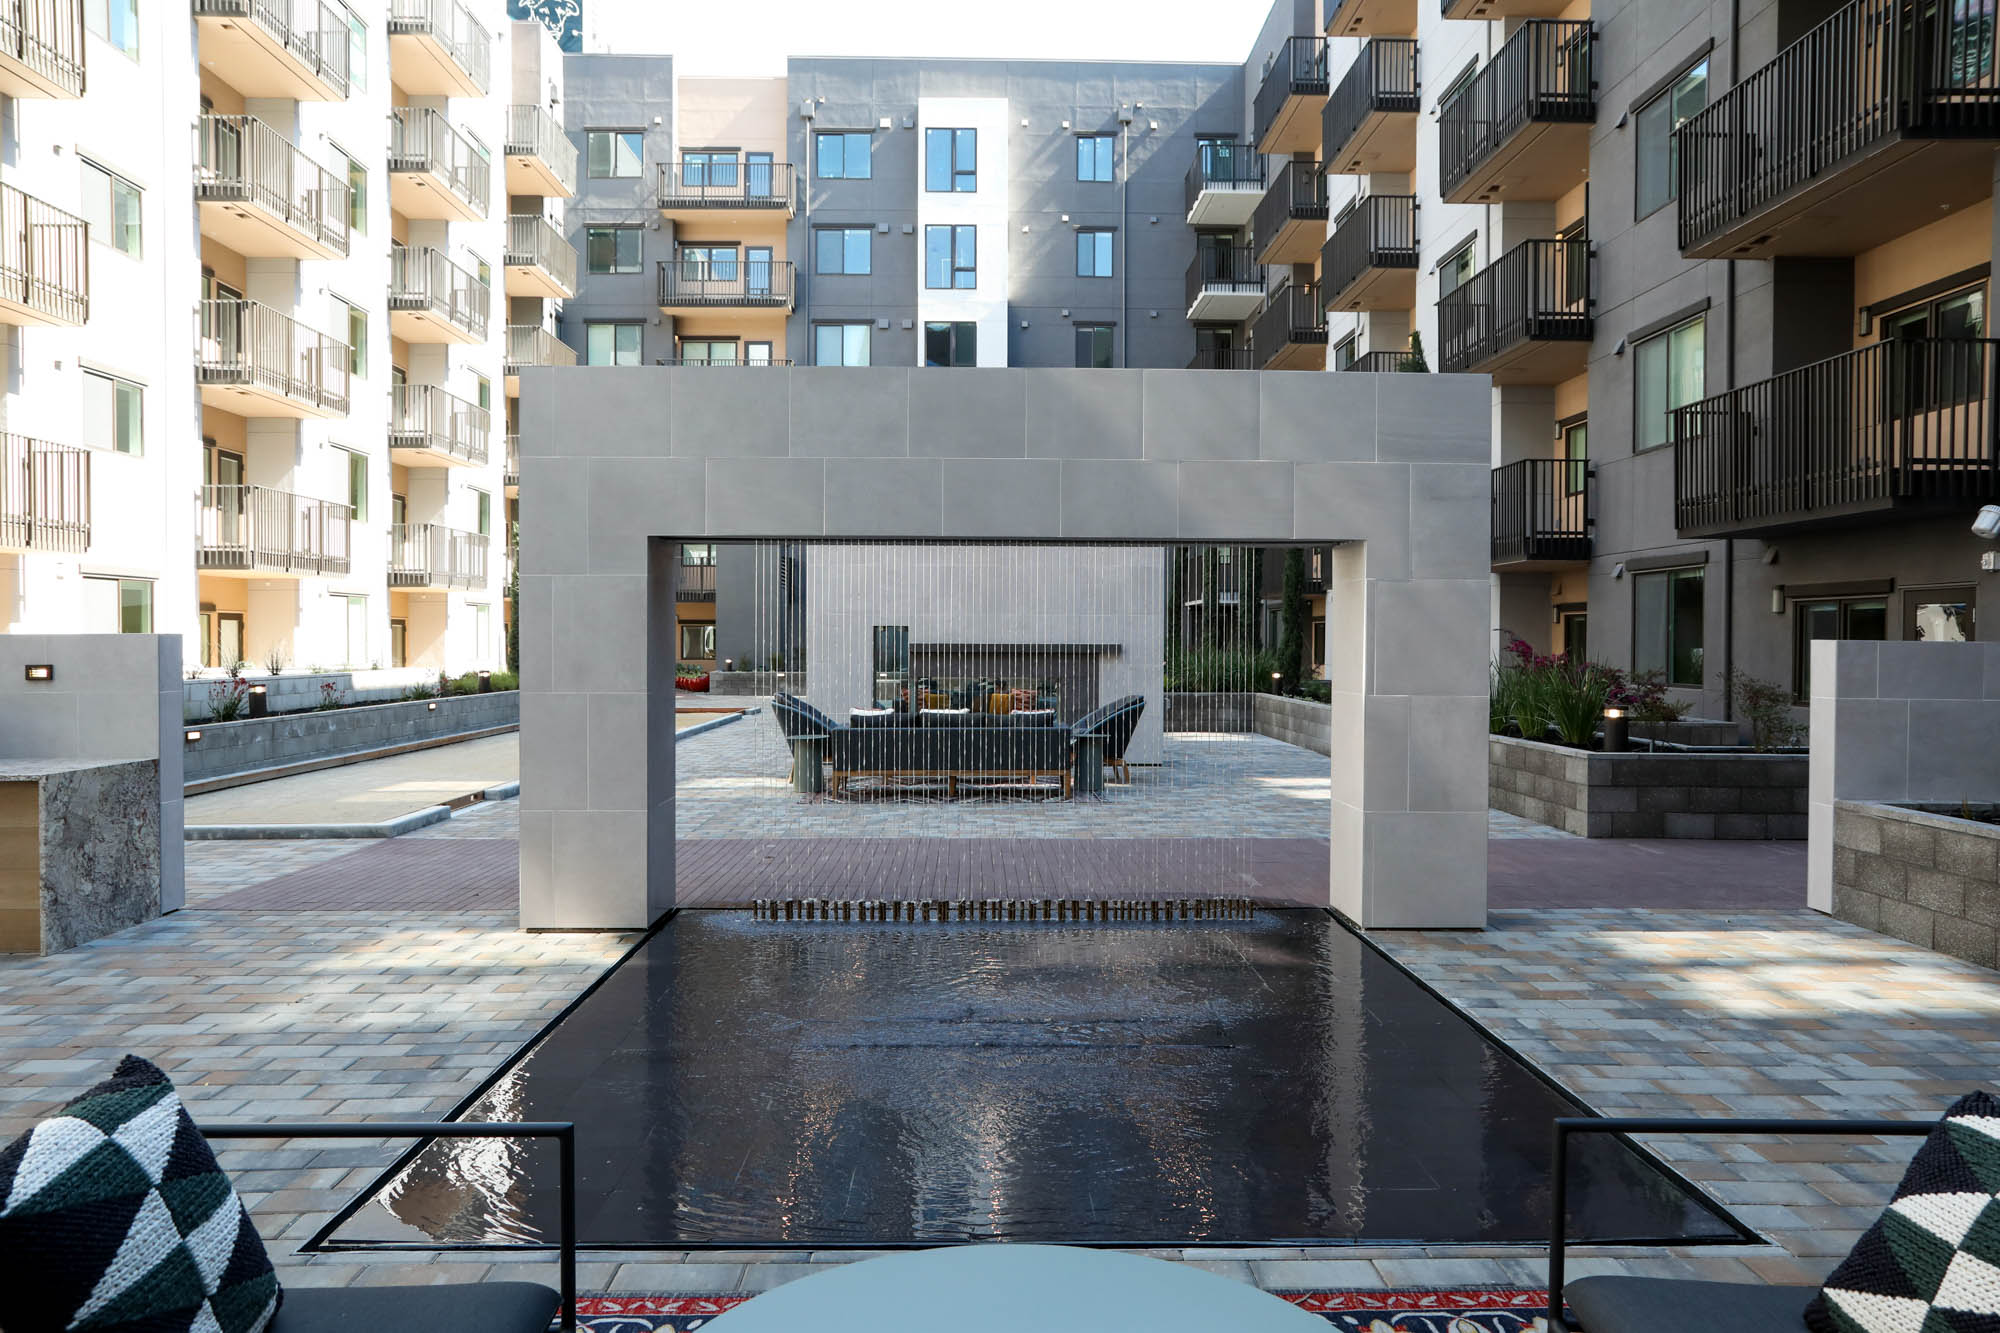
1069 695 1146 783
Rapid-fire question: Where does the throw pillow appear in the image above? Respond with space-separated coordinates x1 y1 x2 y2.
1805 1090 2000 1332
0 1055 281 1333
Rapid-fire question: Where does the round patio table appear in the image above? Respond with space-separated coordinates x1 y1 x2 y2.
699 1244 1328 1333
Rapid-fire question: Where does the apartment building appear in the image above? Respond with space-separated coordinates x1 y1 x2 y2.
0 0 553 676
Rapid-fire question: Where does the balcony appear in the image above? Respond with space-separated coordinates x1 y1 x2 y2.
1253 281 1328 371
1321 194 1418 311
504 323 576 395
1183 143 1264 227
505 214 575 300
389 245 488 344
196 115 348 260
504 434 518 494
1674 337 2000 538
677 561 717 602
0 182 85 327
1187 347 1256 370
1439 19 1594 204
1441 0 1578 17
390 383 489 469
656 258 795 314
196 484 351 577
388 107 488 222
1438 237 1591 383
1491 459 1592 569
197 300 349 419
658 160 795 218
505 103 576 198
0 0 82 97
390 521 487 589
1252 161 1328 265
0 435 87 554
654 356 793 366
1677 0 2000 259
1339 350 1409 372
1184 245 1264 322
1325 0 1416 38
1254 35 1330 155
1324 38 1419 175
386 0 487 97
191 0 348 100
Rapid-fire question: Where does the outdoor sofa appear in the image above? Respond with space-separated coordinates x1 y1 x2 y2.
827 708 1073 797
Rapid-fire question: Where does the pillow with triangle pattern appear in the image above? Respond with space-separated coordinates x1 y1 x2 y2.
1806 1089 2000 1333
0 1054 281 1333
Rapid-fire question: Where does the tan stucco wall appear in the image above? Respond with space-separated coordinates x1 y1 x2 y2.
1854 198 1993 347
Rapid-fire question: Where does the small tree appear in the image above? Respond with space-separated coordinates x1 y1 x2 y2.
505 564 520 674
1729 668 1806 751
1278 548 1307 695
1399 330 1429 373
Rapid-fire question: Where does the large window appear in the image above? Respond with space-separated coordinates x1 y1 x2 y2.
344 10 366 91
924 225 975 289
681 150 739 187
815 226 872 276
586 225 642 274
84 0 137 55
83 370 142 455
1560 416 1588 495
343 447 368 523
1635 59 1709 219
1076 134 1115 182
81 160 141 257
1076 228 1115 278
84 575 152 633
474 488 492 538
587 130 643 178
1794 596 1887 698
344 154 367 234
679 622 717 660
923 321 977 367
585 322 643 367
925 127 977 192
1439 239 1476 296
1908 586 1976 644
679 340 739 366
1635 315 1706 450
1634 567 1705 688
815 132 872 180
1075 324 1114 368
338 299 366 377
814 322 871 367
1881 283 1987 412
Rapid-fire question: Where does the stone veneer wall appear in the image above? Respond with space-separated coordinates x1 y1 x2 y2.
183 692 520 784
1832 801 2000 970
1489 735 1808 838
1255 693 1331 756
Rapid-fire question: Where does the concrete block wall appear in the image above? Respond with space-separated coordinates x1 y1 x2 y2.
182 693 520 784
1253 694 1331 756
1488 736 1807 838
1834 801 2000 970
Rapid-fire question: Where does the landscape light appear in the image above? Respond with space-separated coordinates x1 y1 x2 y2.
23 664 52 682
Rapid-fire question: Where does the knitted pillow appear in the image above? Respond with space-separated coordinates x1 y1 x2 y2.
0 1055 280 1333
1805 1090 2000 1332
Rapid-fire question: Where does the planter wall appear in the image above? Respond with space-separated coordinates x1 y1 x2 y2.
1489 734 1808 838
1255 693 1332 756
183 691 519 785
707 670 806 697
1832 801 2000 970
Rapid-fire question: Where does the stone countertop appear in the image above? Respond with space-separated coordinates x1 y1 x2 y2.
0 757 152 780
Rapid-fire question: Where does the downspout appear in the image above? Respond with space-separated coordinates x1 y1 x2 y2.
799 103 813 356
1720 0 1740 722
1120 114 1132 367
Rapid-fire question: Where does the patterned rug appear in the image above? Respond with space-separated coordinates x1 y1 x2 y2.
577 1289 1554 1331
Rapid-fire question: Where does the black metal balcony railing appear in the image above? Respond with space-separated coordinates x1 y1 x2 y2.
1323 38 1420 164
658 160 794 209
1674 337 2000 537
197 484 351 575
1254 36 1331 148
390 245 489 338
1438 237 1591 374
1439 20 1595 200
1187 347 1256 370
1253 160 1329 246
505 103 577 195
0 180 85 324
389 107 489 217
654 357 794 366
1184 244 1262 312
678 561 717 601
0 0 84 96
506 214 576 294
196 299 350 414
1676 0 2000 254
656 258 795 307
1253 281 1329 362
191 0 350 96
196 114 349 255
391 383 490 466
1492 459 1592 564
1321 194 1419 305
505 324 578 374
1339 350 1410 372
387 0 489 93
390 521 487 589
1181 141 1265 216
0 434 87 553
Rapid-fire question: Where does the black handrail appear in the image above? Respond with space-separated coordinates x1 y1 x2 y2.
1492 459 1591 563
1252 281 1328 363
658 160 794 208
1187 346 1255 370
1183 243 1262 312
1181 141 1264 216
1254 35 1330 147
1439 20 1595 199
1438 237 1591 374
1253 160 1328 260
1324 38 1420 167
1321 194 1419 306
657 258 795 306
1340 350 1408 372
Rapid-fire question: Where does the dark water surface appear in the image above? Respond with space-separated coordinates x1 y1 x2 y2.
325 910 1742 1248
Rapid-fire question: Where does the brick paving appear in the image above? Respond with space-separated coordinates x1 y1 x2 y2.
196 840 518 912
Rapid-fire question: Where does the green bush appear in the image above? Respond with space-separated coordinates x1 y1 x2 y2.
1729 668 1804 751
1165 646 1282 692
1490 644 1616 746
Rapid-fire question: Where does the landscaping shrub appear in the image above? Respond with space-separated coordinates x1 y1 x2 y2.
1165 646 1281 692
207 674 250 722
1729 668 1805 751
1491 639 1615 746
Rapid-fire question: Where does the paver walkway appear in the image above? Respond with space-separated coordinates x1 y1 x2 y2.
185 733 519 826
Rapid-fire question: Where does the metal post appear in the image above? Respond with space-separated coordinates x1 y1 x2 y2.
558 1123 577 1330
1547 1120 1568 1330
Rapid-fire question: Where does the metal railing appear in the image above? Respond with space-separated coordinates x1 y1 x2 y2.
389 107 489 217
1324 37 1420 163
506 324 578 374
505 104 577 195
1673 337 2000 536
390 245 489 339
1182 141 1264 216
386 0 488 93
504 433 518 487
0 0 83 96
196 483 351 575
1321 193 1419 304
1184 243 1262 312
505 214 576 294
1676 0 2000 252
1438 237 1591 374
1252 159 1329 248
677 561 717 599
0 180 85 324
196 299 350 414
191 0 349 96
1492 459 1592 564
0 434 87 553
1187 347 1256 370
657 159 793 209
390 521 487 588
656 257 795 307
390 383 489 466
1339 350 1410 372
1439 19 1595 199
1254 35 1330 146
655 356 792 366
196 114 349 255
1252 280 1328 361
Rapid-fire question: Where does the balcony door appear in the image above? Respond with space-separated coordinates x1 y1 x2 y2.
746 152 774 199
205 445 245 549
1195 135 1243 183
680 340 739 366
745 246 773 297
1881 283 1987 428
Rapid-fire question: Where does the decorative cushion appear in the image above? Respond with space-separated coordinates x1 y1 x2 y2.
1805 1090 2000 1332
920 708 970 728
848 709 898 729
1009 710 1057 728
1010 689 1038 712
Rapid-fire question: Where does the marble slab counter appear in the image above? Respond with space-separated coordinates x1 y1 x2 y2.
0 757 162 954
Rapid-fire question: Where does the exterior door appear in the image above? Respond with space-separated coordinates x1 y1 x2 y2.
746 151 774 199
217 613 244 669
745 246 773 296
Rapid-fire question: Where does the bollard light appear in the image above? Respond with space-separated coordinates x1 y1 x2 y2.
1602 707 1629 753
477 669 493 693
247 683 268 718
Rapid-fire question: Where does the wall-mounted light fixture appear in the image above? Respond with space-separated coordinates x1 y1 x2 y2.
427 701 438 712
1611 338 1628 357
23 664 53 682
185 729 203 744
1612 562 1627 579
1771 587 1786 614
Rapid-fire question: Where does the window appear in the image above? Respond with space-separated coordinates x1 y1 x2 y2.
342 595 368 667
815 226 872 276
679 340 739 366
924 224 976 289
83 370 142 455
81 160 141 257
1074 324 1114 368
474 489 491 537
815 131 872 180
344 10 366 91
1794 596 1888 698
1076 228 1115 278
681 150 739 187
923 321 977 367
745 341 774 365
1333 335 1357 371
676 244 738 279
1907 587 1976 643
1881 284 1987 412
1635 316 1706 450
473 374 490 412
1633 567 1705 688
390 618 407 668
587 130 643 178
1560 417 1588 495
925 127 977 192
344 155 366 234
682 544 716 565
814 323 871 367
83 0 137 55
1439 239 1476 296
343 448 368 523
339 300 366 377
585 322 643 366
586 225 642 275
1076 134 1115 182
1635 59 1709 219
680 622 717 660
84 576 152 633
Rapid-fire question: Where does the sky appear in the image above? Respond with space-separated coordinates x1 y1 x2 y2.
580 0 1272 75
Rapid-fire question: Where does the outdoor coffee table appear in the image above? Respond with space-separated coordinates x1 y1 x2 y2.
700 1243 1327 1331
